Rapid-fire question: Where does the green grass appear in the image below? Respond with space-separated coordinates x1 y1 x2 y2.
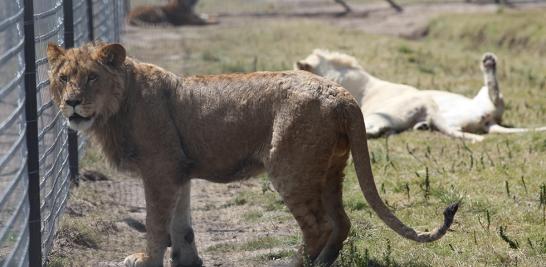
206 235 299 253
242 210 264 222
55 218 100 250
428 10 546 56
257 249 295 261
120 7 546 267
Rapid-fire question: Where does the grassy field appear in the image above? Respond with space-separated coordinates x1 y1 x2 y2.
51 4 546 267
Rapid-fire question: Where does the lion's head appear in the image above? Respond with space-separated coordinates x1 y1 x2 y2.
47 43 127 131
295 49 363 75
296 49 370 103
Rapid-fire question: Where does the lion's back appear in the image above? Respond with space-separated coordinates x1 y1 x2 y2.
182 70 356 114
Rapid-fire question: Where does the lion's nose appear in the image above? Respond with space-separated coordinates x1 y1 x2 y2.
65 99 81 107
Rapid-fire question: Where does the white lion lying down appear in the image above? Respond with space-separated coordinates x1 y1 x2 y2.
296 50 546 142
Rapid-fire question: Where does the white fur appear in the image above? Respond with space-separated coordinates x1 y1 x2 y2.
67 117 94 131
296 50 546 142
60 103 95 131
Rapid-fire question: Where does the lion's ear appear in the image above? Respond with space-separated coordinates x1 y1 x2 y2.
296 61 313 72
96 43 126 67
47 43 65 66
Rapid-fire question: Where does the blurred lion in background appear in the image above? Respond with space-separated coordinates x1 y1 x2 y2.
127 0 216 26
126 0 405 26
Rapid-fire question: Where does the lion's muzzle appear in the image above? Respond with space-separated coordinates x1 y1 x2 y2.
61 100 95 131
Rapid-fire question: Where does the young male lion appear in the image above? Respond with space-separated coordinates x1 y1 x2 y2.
47 42 458 267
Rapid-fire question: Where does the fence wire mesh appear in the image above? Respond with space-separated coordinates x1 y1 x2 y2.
73 0 91 47
34 0 70 260
0 0 125 266
93 0 122 42
0 0 28 266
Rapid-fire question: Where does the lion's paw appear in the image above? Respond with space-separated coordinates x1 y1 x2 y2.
481 52 497 70
123 253 148 267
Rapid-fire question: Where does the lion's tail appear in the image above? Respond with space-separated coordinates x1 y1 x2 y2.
342 100 459 242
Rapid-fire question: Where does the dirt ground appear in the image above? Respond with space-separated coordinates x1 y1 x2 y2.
48 1 546 266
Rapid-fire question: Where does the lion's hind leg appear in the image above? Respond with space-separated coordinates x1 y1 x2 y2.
265 101 352 266
314 153 351 266
268 168 332 266
266 131 350 266
364 113 395 137
430 113 485 142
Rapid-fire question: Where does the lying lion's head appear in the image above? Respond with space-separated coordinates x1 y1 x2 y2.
47 43 127 131
294 51 321 74
295 49 365 81
296 50 369 101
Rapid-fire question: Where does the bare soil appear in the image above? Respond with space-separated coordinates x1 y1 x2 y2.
48 1 546 266
51 172 298 266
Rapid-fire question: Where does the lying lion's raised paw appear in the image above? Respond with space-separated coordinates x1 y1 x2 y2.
481 52 497 70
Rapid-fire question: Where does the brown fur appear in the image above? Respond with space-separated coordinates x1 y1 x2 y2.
127 0 215 26
47 42 458 267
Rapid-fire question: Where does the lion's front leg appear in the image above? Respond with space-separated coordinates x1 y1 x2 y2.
170 180 202 267
124 177 178 267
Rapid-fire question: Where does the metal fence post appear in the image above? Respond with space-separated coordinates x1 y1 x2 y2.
63 0 79 181
64 0 74 48
113 0 118 42
86 0 94 41
23 0 42 265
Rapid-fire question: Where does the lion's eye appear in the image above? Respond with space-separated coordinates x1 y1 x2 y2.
88 73 98 82
59 75 68 83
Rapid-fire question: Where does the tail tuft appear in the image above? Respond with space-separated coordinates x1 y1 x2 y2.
443 202 460 227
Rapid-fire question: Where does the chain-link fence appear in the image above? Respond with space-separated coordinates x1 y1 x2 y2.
0 1 28 266
0 0 125 266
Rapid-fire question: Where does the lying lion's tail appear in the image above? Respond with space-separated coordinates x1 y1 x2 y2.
343 101 459 242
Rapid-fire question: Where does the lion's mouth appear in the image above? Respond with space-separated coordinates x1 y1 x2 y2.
69 113 93 123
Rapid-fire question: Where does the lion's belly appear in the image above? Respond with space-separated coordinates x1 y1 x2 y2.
428 90 495 132
189 156 266 183
178 120 272 183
